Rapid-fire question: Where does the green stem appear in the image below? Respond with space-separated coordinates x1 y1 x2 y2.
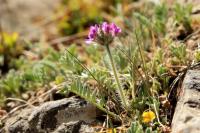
105 44 128 109
135 31 147 78
135 30 152 96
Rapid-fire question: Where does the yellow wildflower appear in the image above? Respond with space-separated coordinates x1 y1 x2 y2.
55 75 65 85
2 32 18 47
106 128 116 133
142 111 155 123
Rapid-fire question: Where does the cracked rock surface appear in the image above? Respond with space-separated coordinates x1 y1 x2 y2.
172 69 200 133
1 97 96 133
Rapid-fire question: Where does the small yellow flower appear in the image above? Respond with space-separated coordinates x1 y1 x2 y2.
142 111 155 123
2 32 18 47
106 128 116 133
55 75 65 85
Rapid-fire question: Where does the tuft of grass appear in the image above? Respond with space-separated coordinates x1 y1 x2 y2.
174 3 193 32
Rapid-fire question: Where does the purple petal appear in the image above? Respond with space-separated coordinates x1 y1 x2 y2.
102 22 110 34
110 23 121 36
88 24 99 40
88 32 95 39
85 38 95 44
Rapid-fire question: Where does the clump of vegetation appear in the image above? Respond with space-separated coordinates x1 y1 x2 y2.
57 0 103 35
174 3 193 33
0 32 25 73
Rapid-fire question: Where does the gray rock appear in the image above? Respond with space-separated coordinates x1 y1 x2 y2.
3 97 96 133
53 121 95 133
172 69 200 133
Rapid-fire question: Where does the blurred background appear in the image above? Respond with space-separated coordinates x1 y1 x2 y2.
0 0 131 40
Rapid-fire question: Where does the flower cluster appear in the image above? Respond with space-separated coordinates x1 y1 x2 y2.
86 22 121 45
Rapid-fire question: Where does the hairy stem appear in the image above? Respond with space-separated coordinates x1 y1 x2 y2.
105 44 128 109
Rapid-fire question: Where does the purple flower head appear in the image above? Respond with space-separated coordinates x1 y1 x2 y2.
86 25 99 44
102 22 111 34
110 23 121 36
86 22 121 45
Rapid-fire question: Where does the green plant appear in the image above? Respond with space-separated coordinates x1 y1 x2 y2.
153 3 168 34
174 3 193 32
0 1 194 132
127 122 143 133
170 42 187 64
0 70 22 96
0 45 64 103
64 79 119 120
195 49 200 62
57 0 103 35
0 32 24 73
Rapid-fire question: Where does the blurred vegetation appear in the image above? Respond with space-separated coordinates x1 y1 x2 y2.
57 0 103 35
56 0 142 35
0 32 26 74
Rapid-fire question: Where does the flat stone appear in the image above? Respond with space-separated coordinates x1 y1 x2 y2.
2 97 96 133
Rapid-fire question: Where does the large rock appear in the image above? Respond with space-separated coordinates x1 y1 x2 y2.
172 69 200 133
2 97 96 133
53 121 95 133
